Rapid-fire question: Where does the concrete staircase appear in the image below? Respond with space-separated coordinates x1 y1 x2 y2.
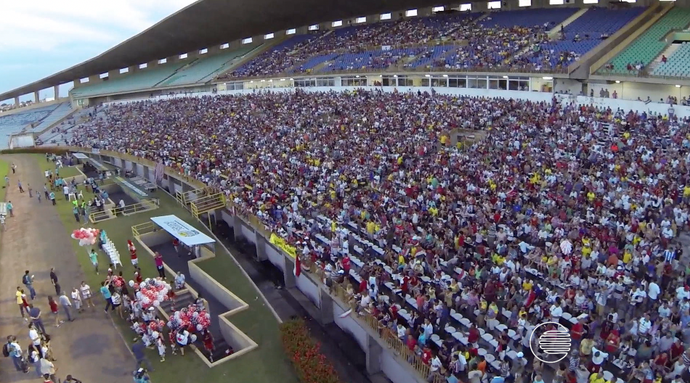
158 290 231 361
647 43 682 73
548 8 589 38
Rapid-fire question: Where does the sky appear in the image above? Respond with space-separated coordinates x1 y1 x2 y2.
0 0 197 102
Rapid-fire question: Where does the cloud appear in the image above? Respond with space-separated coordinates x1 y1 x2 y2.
0 0 197 96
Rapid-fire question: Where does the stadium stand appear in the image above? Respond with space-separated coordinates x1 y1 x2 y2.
0 102 71 133
479 7 577 28
29 102 74 133
223 8 652 76
512 7 647 70
65 89 690 383
601 7 690 75
156 46 258 87
71 62 187 97
652 42 690 78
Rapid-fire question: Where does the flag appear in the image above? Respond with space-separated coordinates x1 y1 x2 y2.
294 255 301 277
339 308 353 318
155 162 165 181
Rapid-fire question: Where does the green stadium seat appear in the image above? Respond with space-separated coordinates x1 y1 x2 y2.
599 8 690 75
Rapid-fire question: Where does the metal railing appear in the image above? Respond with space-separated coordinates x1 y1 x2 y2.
330 283 445 383
131 221 157 238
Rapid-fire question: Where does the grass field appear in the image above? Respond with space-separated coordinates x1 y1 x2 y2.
34 156 298 383
0 158 8 202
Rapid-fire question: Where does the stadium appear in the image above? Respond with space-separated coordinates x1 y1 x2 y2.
1 1 690 383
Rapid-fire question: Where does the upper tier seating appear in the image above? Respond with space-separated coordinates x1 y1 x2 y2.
0 103 63 132
480 7 578 28
224 7 647 77
513 7 646 70
228 13 478 78
602 8 690 75
156 46 258 87
71 63 186 97
30 102 74 133
652 42 690 78
230 33 325 78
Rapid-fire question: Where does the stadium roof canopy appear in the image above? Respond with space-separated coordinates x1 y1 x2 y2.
0 0 450 101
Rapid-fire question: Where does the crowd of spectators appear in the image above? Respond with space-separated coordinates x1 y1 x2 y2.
222 8 642 78
69 90 690 383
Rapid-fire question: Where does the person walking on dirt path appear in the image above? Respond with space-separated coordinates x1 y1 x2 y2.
5 335 24 372
28 304 47 334
59 292 73 322
4 175 9 188
28 183 32 198
17 286 28 320
49 191 56 205
79 281 95 309
18 180 24 193
11 162 16 174
23 270 36 299
49 268 61 295
132 340 155 372
100 280 113 313
89 249 100 275
7 200 13 217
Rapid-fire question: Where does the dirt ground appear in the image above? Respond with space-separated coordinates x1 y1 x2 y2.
0 155 133 383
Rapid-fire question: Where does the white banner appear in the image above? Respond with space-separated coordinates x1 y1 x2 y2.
150 215 216 247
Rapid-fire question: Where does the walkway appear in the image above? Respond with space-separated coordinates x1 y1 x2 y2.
0 154 132 383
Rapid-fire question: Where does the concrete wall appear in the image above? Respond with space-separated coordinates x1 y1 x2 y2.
188 262 247 312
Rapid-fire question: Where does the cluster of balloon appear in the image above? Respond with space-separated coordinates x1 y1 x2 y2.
71 228 101 247
134 278 172 309
168 305 211 333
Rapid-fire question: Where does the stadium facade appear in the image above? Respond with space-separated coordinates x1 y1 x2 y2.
3 1 690 381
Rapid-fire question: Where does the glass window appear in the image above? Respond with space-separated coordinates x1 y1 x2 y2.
460 4 472 11
487 1 501 9
549 0 564 5
518 0 531 7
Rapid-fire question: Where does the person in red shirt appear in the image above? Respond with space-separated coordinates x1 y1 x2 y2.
48 296 61 327
342 255 351 274
571 316 585 345
389 304 398 322
468 324 480 346
421 346 432 365
172 238 180 255
405 332 417 351
358 279 367 294
128 240 138 267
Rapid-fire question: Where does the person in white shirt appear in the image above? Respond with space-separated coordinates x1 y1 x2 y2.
71 288 83 313
396 324 407 340
590 346 609 369
422 318 434 338
550 299 564 321
638 314 652 335
647 281 660 310
28 324 41 346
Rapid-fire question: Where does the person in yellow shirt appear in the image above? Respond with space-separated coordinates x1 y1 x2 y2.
522 280 533 291
622 251 632 264
16 287 26 320
589 372 606 383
